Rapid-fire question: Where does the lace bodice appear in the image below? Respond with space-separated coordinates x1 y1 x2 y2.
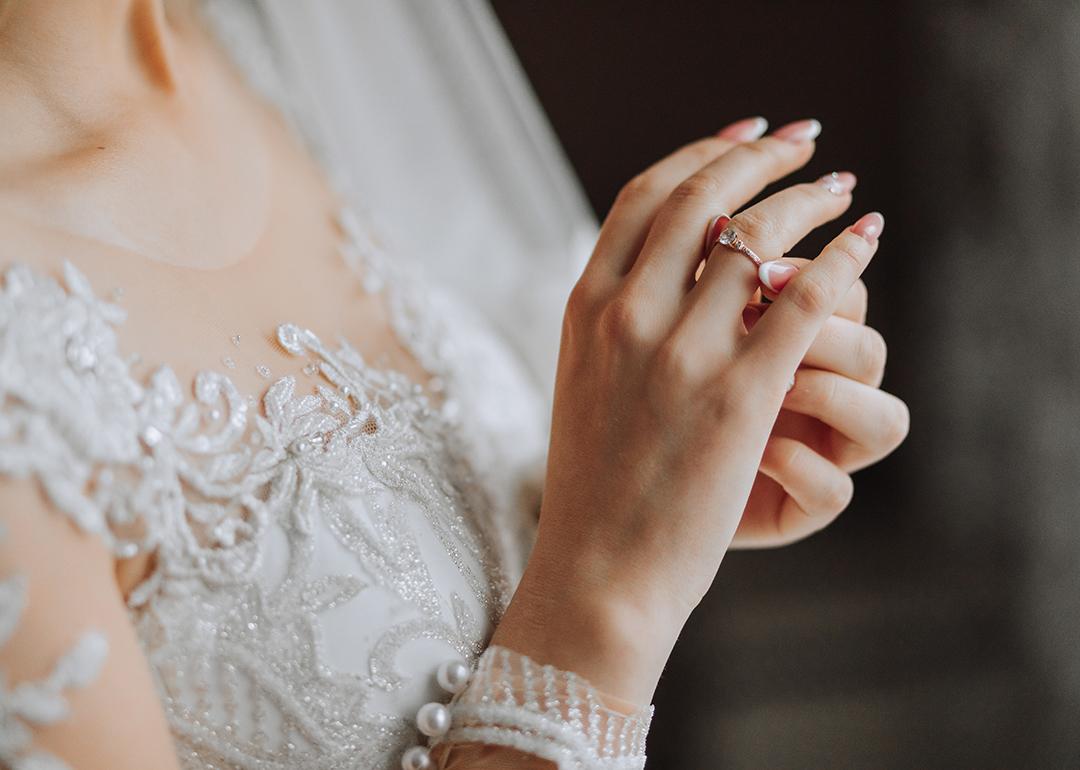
0 3 657 764
0 215 554 768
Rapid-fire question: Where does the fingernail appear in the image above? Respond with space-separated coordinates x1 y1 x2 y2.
758 260 800 292
817 171 857 195
851 212 885 243
742 305 762 330
772 118 822 143
704 213 731 251
717 116 768 141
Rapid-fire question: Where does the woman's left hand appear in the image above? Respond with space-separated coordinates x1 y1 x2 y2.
734 265 909 547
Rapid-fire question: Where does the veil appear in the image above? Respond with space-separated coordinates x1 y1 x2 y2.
201 0 596 395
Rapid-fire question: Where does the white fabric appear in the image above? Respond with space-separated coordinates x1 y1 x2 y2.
0 3 653 769
444 645 653 769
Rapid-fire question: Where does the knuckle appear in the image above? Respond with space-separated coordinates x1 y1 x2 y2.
669 173 725 208
562 279 599 343
687 138 728 166
786 272 834 318
652 336 703 385
770 438 804 471
616 173 661 206
565 278 597 319
830 233 869 273
857 327 888 381
732 209 784 254
809 371 840 412
598 293 651 346
731 138 781 167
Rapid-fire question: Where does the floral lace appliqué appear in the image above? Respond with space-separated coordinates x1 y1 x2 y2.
0 232 548 769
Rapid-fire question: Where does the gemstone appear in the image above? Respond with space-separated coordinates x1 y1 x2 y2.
277 323 304 355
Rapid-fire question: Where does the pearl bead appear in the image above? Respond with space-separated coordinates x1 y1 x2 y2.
436 660 471 694
401 745 433 770
415 701 451 737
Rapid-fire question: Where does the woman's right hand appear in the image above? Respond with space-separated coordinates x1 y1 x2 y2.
492 119 885 705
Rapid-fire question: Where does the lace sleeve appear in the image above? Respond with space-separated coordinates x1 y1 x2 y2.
0 535 109 770
430 646 653 770
0 262 150 555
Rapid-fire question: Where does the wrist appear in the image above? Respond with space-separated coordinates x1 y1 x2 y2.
491 537 684 705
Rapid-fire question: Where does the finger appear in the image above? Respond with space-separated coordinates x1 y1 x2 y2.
760 436 854 524
758 257 868 323
677 172 856 347
717 116 771 142
587 118 768 282
801 317 887 386
628 119 823 303
782 369 910 462
743 212 884 381
836 278 868 323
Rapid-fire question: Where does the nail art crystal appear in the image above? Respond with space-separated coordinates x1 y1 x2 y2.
819 172 845 195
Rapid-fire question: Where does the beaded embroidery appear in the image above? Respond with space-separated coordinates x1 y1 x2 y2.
442 646 653 770
0 213 549 767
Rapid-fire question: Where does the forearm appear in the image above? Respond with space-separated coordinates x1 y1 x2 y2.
428 539 663 770
489 536 678 706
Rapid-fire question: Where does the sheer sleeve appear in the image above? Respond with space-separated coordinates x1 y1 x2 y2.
0 262 150 554
0 262 179 768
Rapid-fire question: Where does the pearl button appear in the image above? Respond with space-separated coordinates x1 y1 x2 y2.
436 660 471 694
416 701 451 737
401 745 433 770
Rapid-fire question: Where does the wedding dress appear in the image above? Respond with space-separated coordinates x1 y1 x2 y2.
0 2 653 769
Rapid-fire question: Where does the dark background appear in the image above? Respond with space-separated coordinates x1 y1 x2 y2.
492 2 1080 767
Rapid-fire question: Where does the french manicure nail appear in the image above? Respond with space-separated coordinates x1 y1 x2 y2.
772 118 822 143
704 214 731 251
758 261 799 292
717 116 768 141
851 212 885 243
817 171 857 195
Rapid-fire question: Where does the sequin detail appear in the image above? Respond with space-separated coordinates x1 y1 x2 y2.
0 235 549 768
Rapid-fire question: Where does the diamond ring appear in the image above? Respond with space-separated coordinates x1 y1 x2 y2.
705 214 763 268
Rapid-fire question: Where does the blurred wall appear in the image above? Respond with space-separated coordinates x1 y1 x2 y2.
492 1 1078 767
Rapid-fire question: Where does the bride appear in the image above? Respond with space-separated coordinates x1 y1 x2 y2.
0 2 909 768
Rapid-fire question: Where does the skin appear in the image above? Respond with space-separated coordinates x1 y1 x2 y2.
0 2 908 767
489 130 905 710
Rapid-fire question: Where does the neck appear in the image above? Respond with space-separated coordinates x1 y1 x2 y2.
0 1 187 115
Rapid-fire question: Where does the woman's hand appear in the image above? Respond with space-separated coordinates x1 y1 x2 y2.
493 118 894 705
736 263 910 547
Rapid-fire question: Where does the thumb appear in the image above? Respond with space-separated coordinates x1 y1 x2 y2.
758 259 801 295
